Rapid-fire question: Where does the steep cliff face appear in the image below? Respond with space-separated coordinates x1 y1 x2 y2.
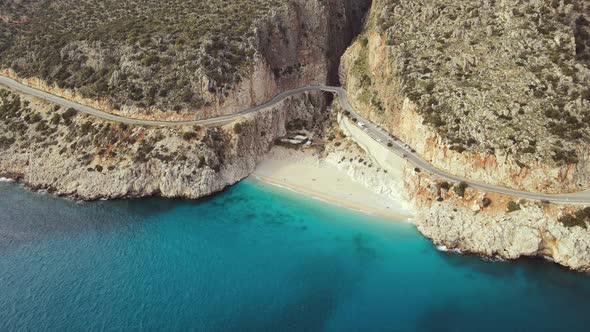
216 0 371 118
332 0 590 271
403 167 590 272
258 0 370 87
340 0 590 193
0 0 371 199
327 100 590 271
0 88 324 200
1 0 370 121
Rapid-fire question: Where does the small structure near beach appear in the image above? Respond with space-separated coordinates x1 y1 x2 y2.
277 130 312 148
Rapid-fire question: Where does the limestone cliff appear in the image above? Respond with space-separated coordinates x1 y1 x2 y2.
404 167 590 272
340 0 590 194
1 0 370 121
328 99 590 272
0 88 325 200
333 0 590 271
0 0 369 199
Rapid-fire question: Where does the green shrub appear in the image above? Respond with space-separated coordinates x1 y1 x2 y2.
62 108 77 123
359 36 369 47
34 120 48 132
558 211 589 229
453 181 468 197
50 113 61 125
233 122 242 134
80 121 93 135
182 131 197 141
559 207 590 229
507 201 521 213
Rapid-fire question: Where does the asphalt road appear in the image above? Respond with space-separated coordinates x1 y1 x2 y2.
1 75 588 203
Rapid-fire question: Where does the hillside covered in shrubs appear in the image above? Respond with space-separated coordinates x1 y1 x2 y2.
350 0 590 166
0 0 285 113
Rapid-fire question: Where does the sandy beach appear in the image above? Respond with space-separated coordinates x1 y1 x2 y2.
251 146 412 221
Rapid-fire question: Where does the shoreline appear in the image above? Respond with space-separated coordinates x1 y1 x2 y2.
251 147 412 221
250 174 411 221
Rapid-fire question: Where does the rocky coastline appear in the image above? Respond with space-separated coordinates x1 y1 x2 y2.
0 0 589 273
0 86 326 201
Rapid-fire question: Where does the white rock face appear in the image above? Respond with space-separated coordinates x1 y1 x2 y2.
404 167 590 272
0 93 324 200
332 107 590 272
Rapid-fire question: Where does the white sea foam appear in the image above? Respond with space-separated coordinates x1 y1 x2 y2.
482 256 507 263
0 177 14 183
436 245 463 254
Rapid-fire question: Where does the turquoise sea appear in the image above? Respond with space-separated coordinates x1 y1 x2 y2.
0 179 589 331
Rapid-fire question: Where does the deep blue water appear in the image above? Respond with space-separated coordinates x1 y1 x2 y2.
0 179 589 331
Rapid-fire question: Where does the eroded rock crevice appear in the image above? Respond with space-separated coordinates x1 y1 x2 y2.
326 0 372 86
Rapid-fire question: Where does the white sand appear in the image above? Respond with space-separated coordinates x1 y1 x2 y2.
251 147 411 221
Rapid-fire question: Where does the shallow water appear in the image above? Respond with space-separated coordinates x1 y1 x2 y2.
0 179 589 331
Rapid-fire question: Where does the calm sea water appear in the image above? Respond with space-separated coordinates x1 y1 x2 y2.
0 179 589 331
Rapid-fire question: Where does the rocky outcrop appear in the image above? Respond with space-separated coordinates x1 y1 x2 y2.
0 88 325 200
329 102 590 272
404 166 590 272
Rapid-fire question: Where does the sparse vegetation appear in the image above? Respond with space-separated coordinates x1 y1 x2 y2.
0 87 231 176
0 0 286 113
558 207 590 229
233 122 243 135
507 201 522 213
353 0 590 168
453 181 468 197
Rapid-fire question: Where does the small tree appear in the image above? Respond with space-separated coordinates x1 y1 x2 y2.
182 131 197 141
50 113 61 125
506 201 521 213
233 123 242 134
558 214 587 229
453 181 468 197
62 108 77 122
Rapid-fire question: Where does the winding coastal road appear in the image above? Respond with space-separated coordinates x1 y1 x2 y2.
1 75 589 204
